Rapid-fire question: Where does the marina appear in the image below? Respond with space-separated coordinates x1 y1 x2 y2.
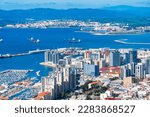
0 70 40 100
0 69 33 85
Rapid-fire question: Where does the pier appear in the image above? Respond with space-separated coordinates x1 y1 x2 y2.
40 62 57 68
0 49 50 59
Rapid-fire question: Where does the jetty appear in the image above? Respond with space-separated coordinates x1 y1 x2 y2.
0 49 50 59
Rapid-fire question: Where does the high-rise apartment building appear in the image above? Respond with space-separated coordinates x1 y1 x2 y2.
109 50 120 66
44 50 63 64
135 63 146 79
129 50 137 63
41 75 57 99
83 63 99 77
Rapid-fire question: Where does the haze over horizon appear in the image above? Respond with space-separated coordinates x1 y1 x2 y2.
0 0 150 10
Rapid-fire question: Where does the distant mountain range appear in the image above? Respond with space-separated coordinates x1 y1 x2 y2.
0 5 150 26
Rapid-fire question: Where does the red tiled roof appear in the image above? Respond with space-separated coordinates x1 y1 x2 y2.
100 66 120 71
105 98 121 100
89 81 101 85
100 66 120 75
38 92 50 97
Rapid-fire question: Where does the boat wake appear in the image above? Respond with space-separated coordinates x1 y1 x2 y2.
114 39 150 45
0 38 3 42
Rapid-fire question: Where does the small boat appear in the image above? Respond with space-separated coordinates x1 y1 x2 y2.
36 71 40 76
65 37 82 43
29 37 40 43
36 39 40 43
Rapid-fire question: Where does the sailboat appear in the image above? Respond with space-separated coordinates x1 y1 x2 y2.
36 71 40 76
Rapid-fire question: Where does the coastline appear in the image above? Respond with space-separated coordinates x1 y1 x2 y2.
1 26 149 36
77 30 146 36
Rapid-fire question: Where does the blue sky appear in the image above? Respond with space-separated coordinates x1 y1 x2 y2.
0 0 149 9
